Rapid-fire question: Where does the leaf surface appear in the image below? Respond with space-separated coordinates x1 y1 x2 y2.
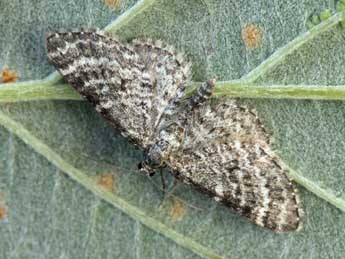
1 0 345 258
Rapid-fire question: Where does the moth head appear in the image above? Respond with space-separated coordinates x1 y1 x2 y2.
137 146 164 176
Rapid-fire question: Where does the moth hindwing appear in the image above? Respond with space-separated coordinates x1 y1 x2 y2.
46 30 303 232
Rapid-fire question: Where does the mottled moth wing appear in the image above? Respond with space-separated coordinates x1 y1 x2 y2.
46 31 189 148
131 38 191 130
168 99 303 232
47 30 303 232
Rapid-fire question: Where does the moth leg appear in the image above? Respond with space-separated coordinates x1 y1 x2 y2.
169 176 180 194
156 170 178 208
165 174 180 195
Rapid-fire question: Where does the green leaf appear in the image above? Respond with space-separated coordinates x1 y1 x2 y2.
1 0 345 258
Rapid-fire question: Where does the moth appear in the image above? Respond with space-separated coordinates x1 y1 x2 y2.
46 29 303 232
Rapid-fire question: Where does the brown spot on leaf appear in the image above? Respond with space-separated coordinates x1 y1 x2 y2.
97 173 117 192
1 67 19 83
0 205 7 220
169 199 186 221
104 0 121 9
241 24 263 49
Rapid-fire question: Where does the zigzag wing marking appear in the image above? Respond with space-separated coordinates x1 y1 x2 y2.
46 31 190 148
131 38 191 130
167 99 303 232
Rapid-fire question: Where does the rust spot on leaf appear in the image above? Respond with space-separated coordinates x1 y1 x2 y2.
241 24 263 49
1 67 19 83
0 193 7 221
104 0 121 9
97 173 117 192
169 199 186 221
0 205 7 220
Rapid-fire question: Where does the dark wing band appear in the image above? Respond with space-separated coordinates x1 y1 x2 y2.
168 99 303 232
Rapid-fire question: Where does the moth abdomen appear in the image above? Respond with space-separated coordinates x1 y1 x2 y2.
188 79 215 108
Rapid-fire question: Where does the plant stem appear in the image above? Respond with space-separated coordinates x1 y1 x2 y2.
103 0 157 33
0 110 223 259
4 80 345 103
0 83 81 103
1 10 344 102
210 81 345 100
281 162 345 213
240 12 345 83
